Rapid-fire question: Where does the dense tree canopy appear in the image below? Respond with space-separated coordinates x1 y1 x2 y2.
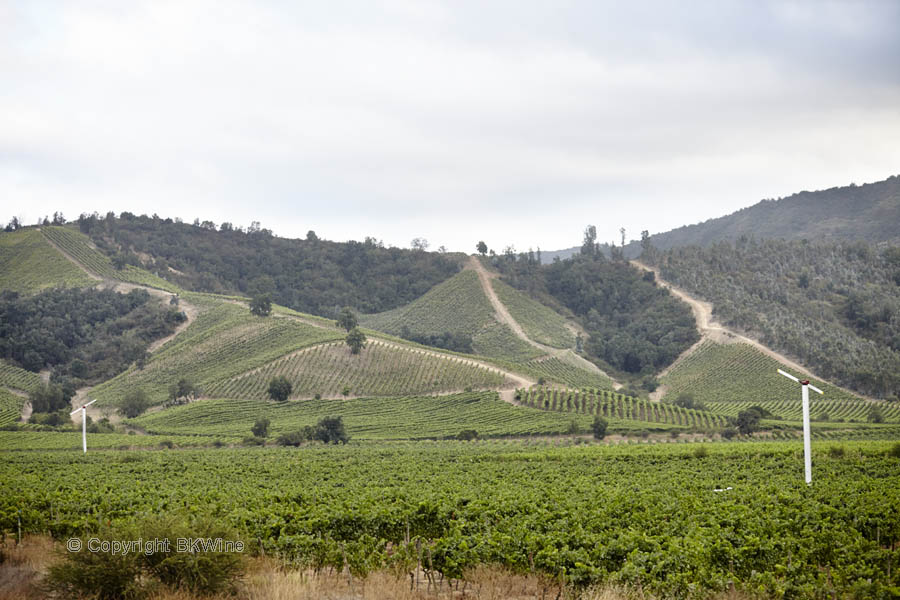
77 213 462 316
0 288 183 384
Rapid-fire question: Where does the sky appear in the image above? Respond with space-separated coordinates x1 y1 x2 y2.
2 1 899 253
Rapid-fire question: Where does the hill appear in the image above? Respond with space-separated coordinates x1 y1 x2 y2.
71 213 462 316
542 174 900 261
643 239 900 398
0 229 96 293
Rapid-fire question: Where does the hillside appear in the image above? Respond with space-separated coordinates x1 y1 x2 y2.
542 174 900 261
0 229 96 293
643 239 900 398
72 213 462 316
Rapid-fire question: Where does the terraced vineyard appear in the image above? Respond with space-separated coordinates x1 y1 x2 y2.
522 354 614 389
207 340 509 399
490 278 575 349
91 302 343 407
0 388 25 427
0 228 95 293
361 270 544 362
132 391 599 439
40 226 180 292
706 399 900 422
661 341 861 406
518 387 729 429
0 359 42 392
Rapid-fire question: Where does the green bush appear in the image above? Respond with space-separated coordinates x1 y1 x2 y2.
456 429 478 441
889 442 900 459
242 436 266 446
45 528 144 600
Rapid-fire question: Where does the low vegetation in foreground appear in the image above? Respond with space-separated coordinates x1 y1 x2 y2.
2 440 898 599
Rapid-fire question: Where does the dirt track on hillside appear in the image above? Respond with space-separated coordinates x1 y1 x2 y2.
630 259 867 401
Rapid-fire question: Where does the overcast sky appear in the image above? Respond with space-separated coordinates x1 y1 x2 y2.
2 1 899 252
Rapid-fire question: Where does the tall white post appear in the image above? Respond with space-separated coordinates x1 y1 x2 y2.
81 407 87 454
801 383 811 484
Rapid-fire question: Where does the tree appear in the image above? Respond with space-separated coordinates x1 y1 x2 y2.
168 378 198 402
411 237 429 251
476 241 488 256
251 417 270 438
456 429 478 441
336 306 358 331
249 295 271 317
29 384 71 414
592 415 608 440
315 416 349 444
268 376 292 402
868 405 885 423
119 389 151 418
345 327 367 355
581 225 597 257
736 408 761 435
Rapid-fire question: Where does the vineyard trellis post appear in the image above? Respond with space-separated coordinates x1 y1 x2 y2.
778 369 823 484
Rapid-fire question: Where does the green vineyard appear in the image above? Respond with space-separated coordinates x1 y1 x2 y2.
132 391 599 439
91 302 343 406
0 431 239 450
660 341 860 405
490 278 575 349
706 399 900 422
521 354 614 389
0 359 43 393
0 228 95 293
206 340 509 399
517 387 730 429
39 226 180 292
0 388 25 427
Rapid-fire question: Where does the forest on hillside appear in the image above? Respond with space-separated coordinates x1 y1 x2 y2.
75 213 461 316
0 287 184 383
643 238 900 398
486 234 698 377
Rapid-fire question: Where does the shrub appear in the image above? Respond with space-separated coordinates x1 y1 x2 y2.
693 446 709 458
456 429 478 441
277 429 312 447
251 417 270 438
315 416 349 444
889 442 900 459
242 436 266 446
159 440 174 449
567 420 581 434
829 445 846 458
119 389 151 419
722 428 737 440
268 376 292 402
591 416 608 440
868 406 885 424
46 531 144 600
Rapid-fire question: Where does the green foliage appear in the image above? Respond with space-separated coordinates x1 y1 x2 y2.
488 251 698 373
345 327 367 355
46 530 144 600
336 306 358 331
0 388 24 427
476 241 487 255
28 384 73 414
648 237 900 396
520 355 614 389
736 409 761 435
251 417 270 438
0 359 42 392
12 440 900 598
206 340 505 399
249 294 271 317
119 389 151 419
456 429 478 441
315 415 349 444
168 378 198 402
591 415 608 439
868 405 885 423
0 228 95 293
722 427 737 439
0 287 183 384
74 213 459 315
672 393 705 411
267 375 292 402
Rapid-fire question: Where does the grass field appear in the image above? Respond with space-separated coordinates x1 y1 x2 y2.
0 228 95 293
206 339 509 399
132 391 602 439
40 226 180 292
660 341 861 406
491 278 575 349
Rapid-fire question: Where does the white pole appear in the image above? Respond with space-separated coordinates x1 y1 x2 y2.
801 383 811 484
81 407 87 454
